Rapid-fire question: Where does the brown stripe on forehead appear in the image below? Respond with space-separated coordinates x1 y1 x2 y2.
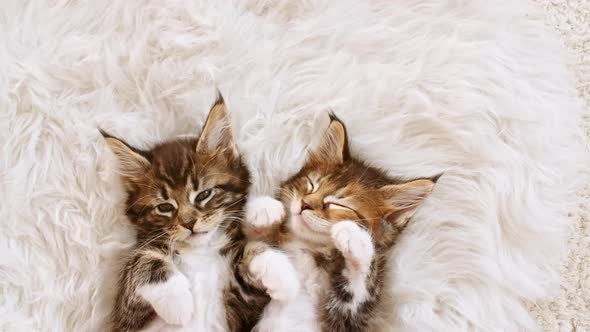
156 156 189 186
201 169 248 191
191 176 199 191
217 183 242 193
152 140 197 186
160 186 169 200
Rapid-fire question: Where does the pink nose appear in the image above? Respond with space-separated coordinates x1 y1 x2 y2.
183 220 196 231
301 201 312 211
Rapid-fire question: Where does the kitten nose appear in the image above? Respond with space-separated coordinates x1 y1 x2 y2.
183 220 196 231
301 201 312 211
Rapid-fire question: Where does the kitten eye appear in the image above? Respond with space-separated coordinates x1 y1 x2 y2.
156 203 175 213
305 176 314 193
195 189 212 203
324 202 352 211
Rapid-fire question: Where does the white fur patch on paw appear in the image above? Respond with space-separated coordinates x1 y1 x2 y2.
246 196 285 228
249 250 300 301
331 221 375 273
138 273 194 326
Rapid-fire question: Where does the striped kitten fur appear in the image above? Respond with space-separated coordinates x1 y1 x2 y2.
103 96 269 332
246 115 439 332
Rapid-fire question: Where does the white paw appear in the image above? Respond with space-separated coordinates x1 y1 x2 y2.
138 273 194 326
249 250 300 301
331 221 375 273
246 196 285 229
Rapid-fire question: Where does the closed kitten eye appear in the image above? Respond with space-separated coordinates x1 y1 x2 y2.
324 195 359 215
156 203 175 214
324 202 352 211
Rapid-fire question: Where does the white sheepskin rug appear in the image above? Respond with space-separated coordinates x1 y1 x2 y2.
0 0 587 331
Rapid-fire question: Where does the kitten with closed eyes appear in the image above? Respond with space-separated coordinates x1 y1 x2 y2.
243 114 439 332
103 96 280 332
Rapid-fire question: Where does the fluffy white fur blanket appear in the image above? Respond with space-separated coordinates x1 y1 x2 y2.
0 0 586 331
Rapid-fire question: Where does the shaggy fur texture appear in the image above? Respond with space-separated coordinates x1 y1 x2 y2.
0 0 587 331
529 1 590 330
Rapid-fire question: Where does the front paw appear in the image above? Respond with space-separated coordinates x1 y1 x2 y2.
249 250 300 301
331 221 375 273
246 196 285 229
138 273 194 326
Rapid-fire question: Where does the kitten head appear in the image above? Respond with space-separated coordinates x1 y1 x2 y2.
102 96 249 246
280 114 438 247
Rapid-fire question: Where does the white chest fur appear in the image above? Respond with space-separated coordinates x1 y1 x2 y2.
254 242 329 332
142 237 231 332
180 247 230 332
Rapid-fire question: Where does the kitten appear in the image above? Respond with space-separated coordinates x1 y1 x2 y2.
103 96 271 332
245 114 439 332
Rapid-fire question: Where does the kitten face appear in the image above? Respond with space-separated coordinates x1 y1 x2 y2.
280 114 437 246
102 97 249 246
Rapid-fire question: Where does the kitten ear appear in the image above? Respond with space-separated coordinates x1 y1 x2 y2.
379 175 440 227
100 129 150 177
310 113 349 164
196 93 237 156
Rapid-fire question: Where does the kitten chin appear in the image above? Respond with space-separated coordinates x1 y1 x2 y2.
185 226 230 250
287 214 331 245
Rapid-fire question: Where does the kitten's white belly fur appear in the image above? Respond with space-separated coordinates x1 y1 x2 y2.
255 242 329 332
142 245 230 332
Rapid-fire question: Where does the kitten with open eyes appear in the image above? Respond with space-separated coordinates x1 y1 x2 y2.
244 114 439 332
103 96 278 332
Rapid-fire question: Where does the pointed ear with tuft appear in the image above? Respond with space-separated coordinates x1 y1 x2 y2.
100 129 150 177
196 93 238 157
379 176 438 228
309 113 349 165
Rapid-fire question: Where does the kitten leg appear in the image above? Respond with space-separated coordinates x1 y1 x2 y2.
326 221 377 331
135 252 194 326
138 272 193 326
331 221 375 277
243 241 300 301
113 249 194 330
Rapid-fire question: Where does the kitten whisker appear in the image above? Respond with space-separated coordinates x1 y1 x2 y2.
225 197 246 209
131 182 162 192
125 194 159 213
134 231 167 252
